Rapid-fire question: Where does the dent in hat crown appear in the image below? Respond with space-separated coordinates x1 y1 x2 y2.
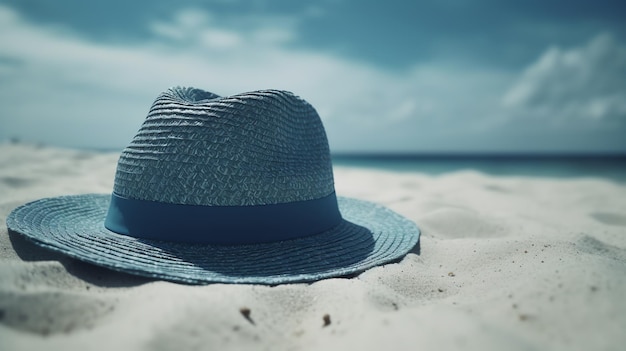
112 87 335 206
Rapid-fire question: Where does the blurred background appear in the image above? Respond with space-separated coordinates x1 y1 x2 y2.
0 0 625 157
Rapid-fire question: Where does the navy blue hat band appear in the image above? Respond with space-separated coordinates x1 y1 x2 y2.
104 192 343 244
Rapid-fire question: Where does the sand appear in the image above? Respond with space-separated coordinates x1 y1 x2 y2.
1 143 625 351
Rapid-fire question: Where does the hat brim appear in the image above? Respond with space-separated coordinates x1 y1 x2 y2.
7 194 420 284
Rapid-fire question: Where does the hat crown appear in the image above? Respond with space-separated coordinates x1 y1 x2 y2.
113 87 335 206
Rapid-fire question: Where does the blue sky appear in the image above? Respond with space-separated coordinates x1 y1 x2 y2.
0 0 625 152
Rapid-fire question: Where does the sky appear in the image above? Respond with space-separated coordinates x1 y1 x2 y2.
0 0 625 153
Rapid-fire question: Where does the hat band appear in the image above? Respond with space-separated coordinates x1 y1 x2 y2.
104 192 342 244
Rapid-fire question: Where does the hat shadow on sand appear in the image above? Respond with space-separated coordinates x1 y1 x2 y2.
7 228 154 287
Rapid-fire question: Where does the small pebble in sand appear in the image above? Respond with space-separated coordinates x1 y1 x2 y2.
448 272 455 277
519 314 530 321
323 314 331 327
239 307 254 325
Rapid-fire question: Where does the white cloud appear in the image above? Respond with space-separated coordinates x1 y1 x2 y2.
0 4 515 151
503 33 626 123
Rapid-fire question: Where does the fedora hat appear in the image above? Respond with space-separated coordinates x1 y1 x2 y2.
7 87 420 284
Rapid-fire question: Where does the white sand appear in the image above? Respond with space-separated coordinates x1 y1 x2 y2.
1 143 625 351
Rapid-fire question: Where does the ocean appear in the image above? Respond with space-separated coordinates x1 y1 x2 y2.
331 154 626 183
85 146 626 183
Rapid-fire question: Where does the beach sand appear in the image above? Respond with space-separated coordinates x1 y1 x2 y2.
1 143 625 351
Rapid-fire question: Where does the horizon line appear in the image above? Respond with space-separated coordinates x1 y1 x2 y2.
3 140 625 158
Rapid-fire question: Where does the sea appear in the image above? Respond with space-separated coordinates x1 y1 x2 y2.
331 154 626 183
78 144 626 183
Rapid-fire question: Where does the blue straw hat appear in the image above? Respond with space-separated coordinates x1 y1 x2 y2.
7 87 420 284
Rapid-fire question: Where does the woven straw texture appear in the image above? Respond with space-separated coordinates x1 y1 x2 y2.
6 87 420 284
115 87 334 206
7 195 420 284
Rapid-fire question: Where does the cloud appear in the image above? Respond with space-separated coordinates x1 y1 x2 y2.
18 4 625 153
503 33 626 124
0 4 514 151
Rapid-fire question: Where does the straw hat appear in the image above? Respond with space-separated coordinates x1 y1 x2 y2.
7 87 420 284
